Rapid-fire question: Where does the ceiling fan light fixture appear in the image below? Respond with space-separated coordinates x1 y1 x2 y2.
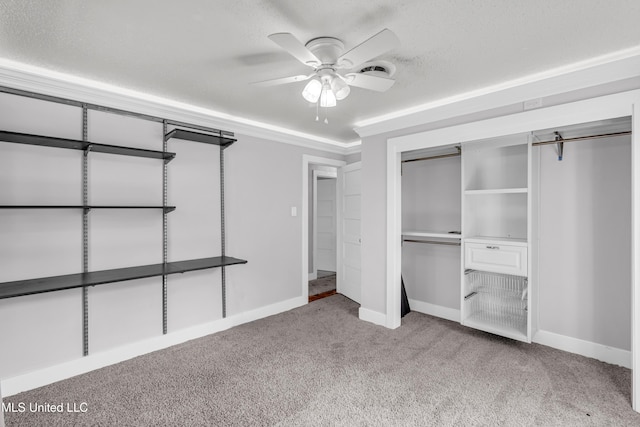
302 78 322 103
331 76 350 101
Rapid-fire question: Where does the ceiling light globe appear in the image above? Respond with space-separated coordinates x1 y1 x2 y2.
331 78 351 101
302 79 322 103
320 84 337 107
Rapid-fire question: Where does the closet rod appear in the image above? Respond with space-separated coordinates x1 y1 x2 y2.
402 150 461 163
532 131 631 146
403 239 461 246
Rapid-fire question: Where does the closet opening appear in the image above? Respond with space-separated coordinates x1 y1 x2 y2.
386 90 640 410
531 116 632 356
401 143 462 321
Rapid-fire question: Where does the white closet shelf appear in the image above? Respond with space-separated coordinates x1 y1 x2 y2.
402 230 461 239
464 236 527 246
463 314 528 342
464 188 527 195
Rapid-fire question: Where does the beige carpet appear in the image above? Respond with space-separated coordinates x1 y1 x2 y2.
4 295 640 426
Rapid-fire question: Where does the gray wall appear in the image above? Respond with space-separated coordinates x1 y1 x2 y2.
360 135 388 314
0 90 345 380
537 135 631 350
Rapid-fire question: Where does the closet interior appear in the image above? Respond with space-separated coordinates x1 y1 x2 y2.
401 116 632 349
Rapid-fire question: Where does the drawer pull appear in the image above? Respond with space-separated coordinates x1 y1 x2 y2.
485 245 500 249
464 291 477 300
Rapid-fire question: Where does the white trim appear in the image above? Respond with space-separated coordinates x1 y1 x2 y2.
344 143 363 156
302 156 347 303
386 144 402 329
358 307 387 327
408 300 460 323
533 330 631 369
0 296 306 397
389 90 640 151
308 272 318 281
0 59 351 154
355 46 640 138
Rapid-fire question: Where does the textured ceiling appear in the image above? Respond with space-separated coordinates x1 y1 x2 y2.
0 0 639 143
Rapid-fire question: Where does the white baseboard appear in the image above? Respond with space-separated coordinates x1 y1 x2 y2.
359 307 387 327
0 296 307 397
408 299 461 323
308 272 317 281
533 329 631 369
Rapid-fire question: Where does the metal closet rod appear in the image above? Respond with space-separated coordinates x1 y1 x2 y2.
401 130 631 162
0 85 234 138
532 131 631 146
403 239 461 246
402 149 461 163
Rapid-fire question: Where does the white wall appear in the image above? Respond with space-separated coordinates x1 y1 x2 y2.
0 90 345 384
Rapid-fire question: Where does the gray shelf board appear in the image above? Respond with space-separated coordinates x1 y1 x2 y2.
0 130 175 160
0 205 176 211
0 256 248 300
165 128 236 147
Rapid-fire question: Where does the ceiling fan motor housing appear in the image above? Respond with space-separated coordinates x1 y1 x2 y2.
305 37 345 66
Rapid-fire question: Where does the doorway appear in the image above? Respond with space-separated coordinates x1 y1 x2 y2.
309 169 337 301
301 155 346 303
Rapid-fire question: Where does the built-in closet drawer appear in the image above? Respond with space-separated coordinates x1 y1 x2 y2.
464 241 527 276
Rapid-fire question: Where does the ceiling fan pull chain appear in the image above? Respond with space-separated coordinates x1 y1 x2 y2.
315 101 319 122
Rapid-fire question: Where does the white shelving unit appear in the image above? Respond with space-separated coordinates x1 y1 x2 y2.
461 134 532 342
402 231 461 240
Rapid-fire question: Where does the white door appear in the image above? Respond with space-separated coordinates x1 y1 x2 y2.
316 178 337 272
337 162 362 303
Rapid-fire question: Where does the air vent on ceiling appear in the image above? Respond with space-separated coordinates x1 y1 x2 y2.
357 60 396 78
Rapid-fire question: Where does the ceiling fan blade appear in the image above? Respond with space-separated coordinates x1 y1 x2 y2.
345 73 395 92
251 74 313 87
337 29 399 69
268 33 321 67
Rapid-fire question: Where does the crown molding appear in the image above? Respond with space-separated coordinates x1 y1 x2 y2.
354 45 640 139
0 59 350 155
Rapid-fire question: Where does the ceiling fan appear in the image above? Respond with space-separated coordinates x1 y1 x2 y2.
252 29 399 120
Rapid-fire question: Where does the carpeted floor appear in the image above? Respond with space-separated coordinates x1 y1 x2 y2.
4 295 640 426
308 272 336 296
